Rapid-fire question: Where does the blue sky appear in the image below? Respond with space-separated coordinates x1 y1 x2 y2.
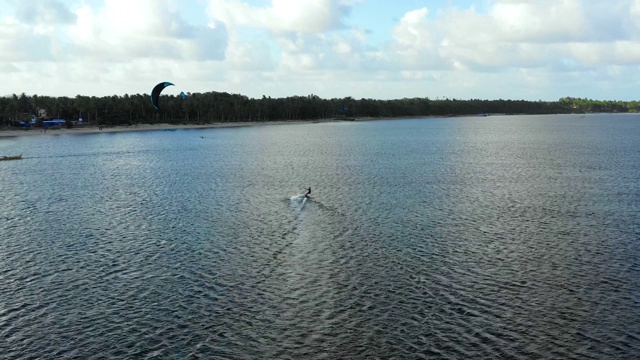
2 0 640 101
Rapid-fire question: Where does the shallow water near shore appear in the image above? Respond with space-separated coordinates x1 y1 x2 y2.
1 114 639 358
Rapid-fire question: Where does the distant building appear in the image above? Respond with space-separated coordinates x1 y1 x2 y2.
16 112 32 121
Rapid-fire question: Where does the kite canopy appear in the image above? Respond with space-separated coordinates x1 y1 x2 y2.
151 82 174 110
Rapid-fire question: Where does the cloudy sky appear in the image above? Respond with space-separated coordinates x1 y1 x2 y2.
2 0 640 101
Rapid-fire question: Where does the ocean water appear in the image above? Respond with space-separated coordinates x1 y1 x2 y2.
1 114 639 359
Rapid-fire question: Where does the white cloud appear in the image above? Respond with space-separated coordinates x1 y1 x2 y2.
333 40 351 55
3 0 640 100
388 0 640 75
490 0 590 43
15 0 77 25
0 0 231 96
0 18 57 61
207 0 351 33
392 8 444 70
206 0 371 80
224 31 276 71
392 8 431 50
0 0 228 63
70 0 227 62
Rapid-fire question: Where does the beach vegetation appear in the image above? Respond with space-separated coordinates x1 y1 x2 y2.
1 92 637 127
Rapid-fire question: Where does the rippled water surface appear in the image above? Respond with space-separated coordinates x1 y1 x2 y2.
1 115 639 359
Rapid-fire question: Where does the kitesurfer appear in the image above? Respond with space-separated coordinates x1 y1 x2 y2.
304 187 311 198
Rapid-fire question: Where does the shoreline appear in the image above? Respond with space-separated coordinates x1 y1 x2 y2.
0 115 488 138
0 119 344 138
2 113 603 138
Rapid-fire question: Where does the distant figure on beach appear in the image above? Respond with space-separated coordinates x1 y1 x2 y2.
304 187 311 198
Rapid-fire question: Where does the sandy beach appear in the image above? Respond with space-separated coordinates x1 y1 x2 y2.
0 119 344 138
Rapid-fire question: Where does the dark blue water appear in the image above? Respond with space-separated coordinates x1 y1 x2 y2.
1 115 639 359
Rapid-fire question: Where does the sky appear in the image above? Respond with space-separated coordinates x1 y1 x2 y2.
2 0 640 101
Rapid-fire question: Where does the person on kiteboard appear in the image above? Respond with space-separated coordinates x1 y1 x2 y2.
304 187 311 198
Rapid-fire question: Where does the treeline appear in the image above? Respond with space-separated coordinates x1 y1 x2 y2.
1 92 639 127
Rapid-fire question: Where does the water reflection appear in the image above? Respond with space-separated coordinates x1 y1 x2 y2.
1 115 639 359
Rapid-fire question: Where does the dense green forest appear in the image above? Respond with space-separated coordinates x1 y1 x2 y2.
1 92 638 127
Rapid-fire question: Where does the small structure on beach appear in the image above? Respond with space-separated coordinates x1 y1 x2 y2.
43 119 67 128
